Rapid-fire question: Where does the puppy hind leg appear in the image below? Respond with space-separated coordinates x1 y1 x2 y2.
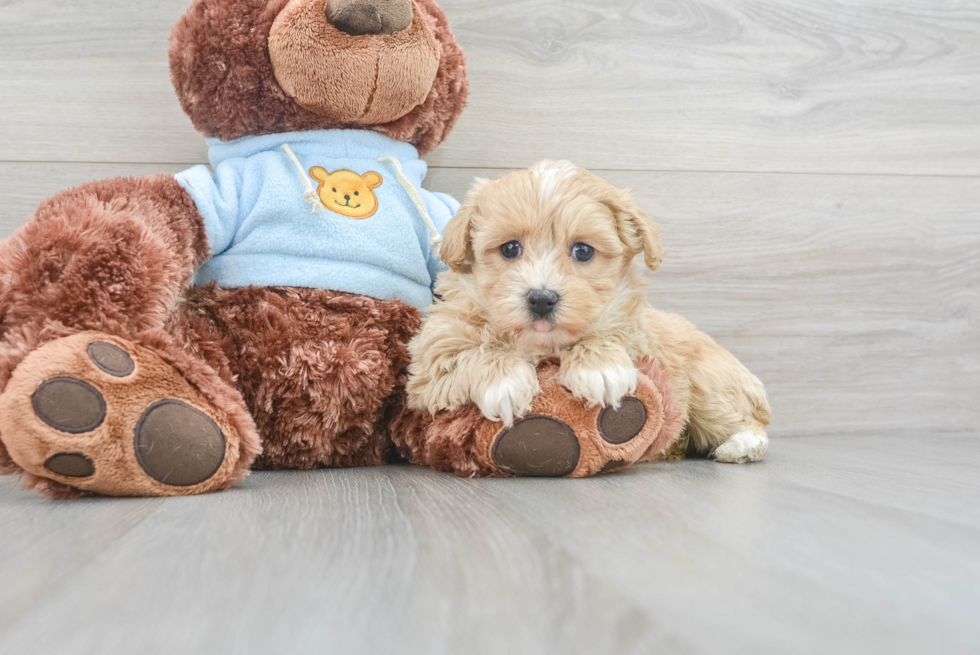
712 429 769 464
688 407 770 464
683 345 771 464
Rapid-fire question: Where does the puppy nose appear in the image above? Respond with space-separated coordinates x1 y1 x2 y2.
345 195 351 200
527 289 560 318
326 0 414 36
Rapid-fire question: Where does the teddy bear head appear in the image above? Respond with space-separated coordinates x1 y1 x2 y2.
169 0 468 154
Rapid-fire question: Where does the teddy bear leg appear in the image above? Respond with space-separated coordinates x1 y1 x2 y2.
0 175 260 497
168 284 421 470
0 331 260 498
393 358 686 478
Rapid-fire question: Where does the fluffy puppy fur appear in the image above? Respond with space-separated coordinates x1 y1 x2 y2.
407 161 772 463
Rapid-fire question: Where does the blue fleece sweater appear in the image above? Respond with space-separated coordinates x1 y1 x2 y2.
174 129 459 311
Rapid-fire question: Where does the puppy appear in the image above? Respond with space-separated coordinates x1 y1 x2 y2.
407 161 771 463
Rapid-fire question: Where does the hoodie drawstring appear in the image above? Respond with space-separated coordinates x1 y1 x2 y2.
281 143 325 213
378 156 443 254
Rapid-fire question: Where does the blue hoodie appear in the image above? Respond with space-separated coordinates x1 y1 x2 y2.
174 129 459 311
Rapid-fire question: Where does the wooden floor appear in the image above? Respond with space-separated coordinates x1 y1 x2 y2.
0 0 978 652
1 433 979 654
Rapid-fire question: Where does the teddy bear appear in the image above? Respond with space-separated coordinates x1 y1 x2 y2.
0 0 683 499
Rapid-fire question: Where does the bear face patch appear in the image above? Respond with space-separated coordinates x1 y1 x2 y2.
309 167 383 219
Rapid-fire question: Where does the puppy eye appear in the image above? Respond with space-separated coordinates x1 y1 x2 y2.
571 243 596 263
500 241 523 260
354 191 360 196
332 188 337 193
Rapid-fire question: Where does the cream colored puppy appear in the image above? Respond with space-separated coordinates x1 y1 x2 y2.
407 161 771 463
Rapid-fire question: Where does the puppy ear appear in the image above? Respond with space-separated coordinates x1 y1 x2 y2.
309 167 329 183
441 178 490 272
632 205 665 271
440 203 475 272
611 189 665 271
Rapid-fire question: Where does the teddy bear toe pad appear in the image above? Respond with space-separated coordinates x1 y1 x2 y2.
491 416 581 477
44 452 96 478
0 332 242 496
598 398 648 444
86 341 135 377
32 377 108 434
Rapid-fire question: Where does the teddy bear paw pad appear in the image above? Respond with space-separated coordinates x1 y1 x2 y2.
32 377 107 434
597 397 648 444
491 416 581 477
44 452 96 478
134 400 225 486
0 332 242 496
87 341 135 377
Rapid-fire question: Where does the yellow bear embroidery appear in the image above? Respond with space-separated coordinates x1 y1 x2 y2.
309 167 384 219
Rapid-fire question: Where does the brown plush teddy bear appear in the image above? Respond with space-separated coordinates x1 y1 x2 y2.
0 0 683 499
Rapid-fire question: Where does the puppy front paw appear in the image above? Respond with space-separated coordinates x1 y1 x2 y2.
476 364 540 427
559 364 638 408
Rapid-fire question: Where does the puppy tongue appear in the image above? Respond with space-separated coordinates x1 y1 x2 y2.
533 321 554 333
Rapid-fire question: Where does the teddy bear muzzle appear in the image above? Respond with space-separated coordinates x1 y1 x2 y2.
269 0 440 125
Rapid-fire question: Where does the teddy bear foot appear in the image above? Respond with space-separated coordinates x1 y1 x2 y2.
487 367 668 478
0 332 254 497
397 358 685 479
491 399 655 477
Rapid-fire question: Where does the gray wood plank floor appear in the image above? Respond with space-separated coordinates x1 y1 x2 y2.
1 433 978 655
0 0 978 652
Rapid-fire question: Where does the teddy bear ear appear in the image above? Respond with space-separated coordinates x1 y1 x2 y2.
362 171 383 189
309 167 330 182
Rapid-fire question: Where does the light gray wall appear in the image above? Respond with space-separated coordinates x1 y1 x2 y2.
1 0 977 437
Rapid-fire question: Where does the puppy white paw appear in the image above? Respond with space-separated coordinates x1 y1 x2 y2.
559 364 638 408
713 431 769 463
476 366 539 427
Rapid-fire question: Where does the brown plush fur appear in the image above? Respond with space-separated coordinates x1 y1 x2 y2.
0 175 208 345
392 398 490 477
167 284 421 470
170 0 468 153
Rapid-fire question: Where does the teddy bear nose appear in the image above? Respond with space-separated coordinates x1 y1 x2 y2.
326 0 413 36
344 195 351 200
